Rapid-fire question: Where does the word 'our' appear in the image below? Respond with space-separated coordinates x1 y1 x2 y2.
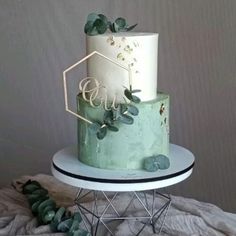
79 77 119 110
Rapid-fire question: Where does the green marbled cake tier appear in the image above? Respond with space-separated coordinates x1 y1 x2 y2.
77 93 170 170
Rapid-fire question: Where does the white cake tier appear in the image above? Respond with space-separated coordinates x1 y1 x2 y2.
86 32 158 102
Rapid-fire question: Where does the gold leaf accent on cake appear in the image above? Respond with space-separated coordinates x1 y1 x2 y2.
117 53 125 61
124 45 133 54
159 103 165 115
107 36 115 46
133 58 137 62
107 36 113 43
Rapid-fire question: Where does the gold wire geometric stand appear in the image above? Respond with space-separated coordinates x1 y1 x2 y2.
74 189 171 236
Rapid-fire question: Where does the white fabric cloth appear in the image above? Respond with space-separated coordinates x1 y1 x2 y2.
0 174 235 236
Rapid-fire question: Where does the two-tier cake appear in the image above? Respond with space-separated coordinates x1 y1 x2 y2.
76 32 170 171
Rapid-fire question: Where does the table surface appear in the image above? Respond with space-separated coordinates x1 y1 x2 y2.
51 144 195 191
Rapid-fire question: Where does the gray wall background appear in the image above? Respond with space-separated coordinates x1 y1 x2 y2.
0 0 235 212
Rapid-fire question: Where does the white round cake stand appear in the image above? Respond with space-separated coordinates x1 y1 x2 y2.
51 144 194 191
51 144 195 236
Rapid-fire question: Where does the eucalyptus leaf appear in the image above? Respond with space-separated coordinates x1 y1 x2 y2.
31 198 46 213
143 155 170 172
113 22 119 32
50 221 58 232
38 198 55 214
107 125 119 132
96 126 107 139
118 114 134 125
144 156 159 172
73 212 82 223
109 23 115 32
124 89 133 100
104 110 114 125
50 207 66 232
131 95 141 103
89 122 101 134
126 23 138 31
27 194 46 205
94 19 107 34
68 213 82 234
43 210 55 224
84 21 94 34
84 23 98 36
127 104 139 116
28 180 42 188
111 22 119 32
115 17 127 29
156 154 170 169
68 219 80 234
98 14 108 25
57 218 73 232
41 205 55 223
41 203 56 216
23 183 40 194
104 117 113 126
131 89 141 93
32 188 48 196
87 13 99 22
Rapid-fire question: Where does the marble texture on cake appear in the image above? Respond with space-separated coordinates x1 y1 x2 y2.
77 93 169 170
87 32 158 102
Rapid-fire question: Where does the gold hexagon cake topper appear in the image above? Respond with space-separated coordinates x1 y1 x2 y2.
63 50 133 125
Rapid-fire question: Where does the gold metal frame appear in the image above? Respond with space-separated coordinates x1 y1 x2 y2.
63 51 132 124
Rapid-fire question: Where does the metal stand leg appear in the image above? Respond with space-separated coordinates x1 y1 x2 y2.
74 189 171 236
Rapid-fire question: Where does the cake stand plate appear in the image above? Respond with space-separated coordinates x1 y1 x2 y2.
51 144 195 192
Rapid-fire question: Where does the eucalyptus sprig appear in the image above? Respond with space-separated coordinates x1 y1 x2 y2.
21 180 89 235
89 88 141 139
109 17 137 33
84 13 137 36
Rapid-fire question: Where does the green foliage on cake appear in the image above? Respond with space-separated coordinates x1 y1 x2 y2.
124 88 141 103
22 180 89 236
77 94 170 170
88 88 141 139
144 155 170 172
84 13 137 36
